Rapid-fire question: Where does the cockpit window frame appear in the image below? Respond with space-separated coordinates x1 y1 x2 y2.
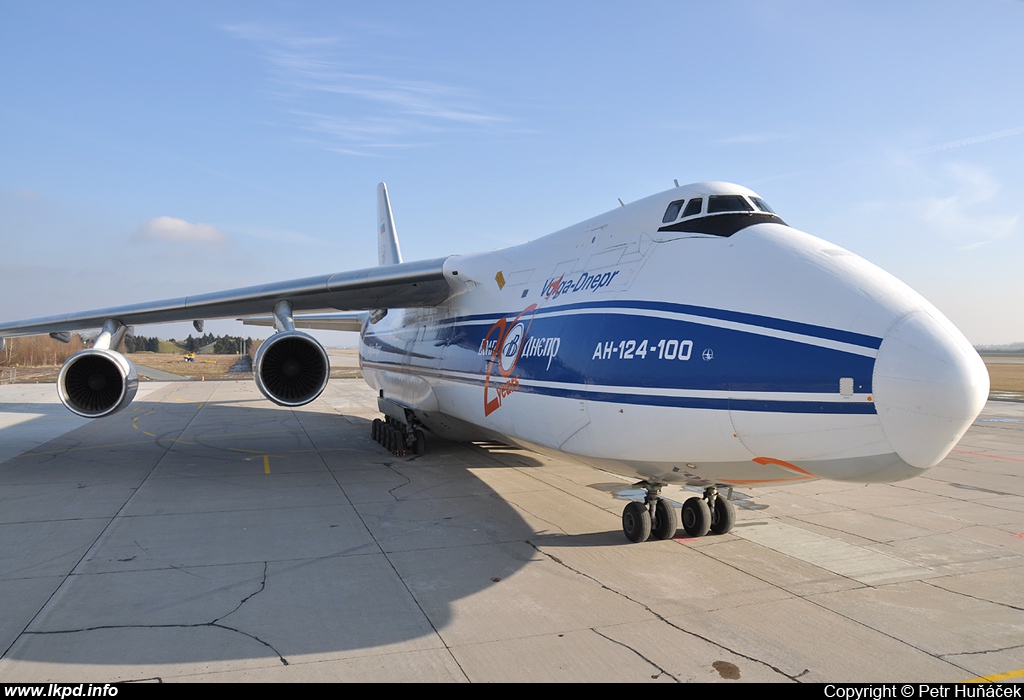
751 197 775 214
682 198 703 218
707 195 755 214
656 191 784 237
662 199 685 223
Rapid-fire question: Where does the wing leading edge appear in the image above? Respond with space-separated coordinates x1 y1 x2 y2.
0 256 453 339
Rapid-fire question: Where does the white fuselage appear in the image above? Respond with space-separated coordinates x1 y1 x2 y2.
359 182 989 488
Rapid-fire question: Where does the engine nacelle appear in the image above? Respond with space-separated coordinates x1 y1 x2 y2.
57 348 139 418
253 331 330 407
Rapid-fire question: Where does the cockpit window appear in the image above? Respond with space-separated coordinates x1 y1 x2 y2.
657 192 785 237
682 198 703 217
707 195 754 213
662 200 684 223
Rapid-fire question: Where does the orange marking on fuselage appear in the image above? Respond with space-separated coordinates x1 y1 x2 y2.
723 476 818 485
752 456 817 477
482 303 537 416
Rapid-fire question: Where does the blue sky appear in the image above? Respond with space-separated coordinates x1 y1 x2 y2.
2 1 1022 345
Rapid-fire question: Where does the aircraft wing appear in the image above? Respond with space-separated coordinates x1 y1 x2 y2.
0 257 451 339
240 311 368 333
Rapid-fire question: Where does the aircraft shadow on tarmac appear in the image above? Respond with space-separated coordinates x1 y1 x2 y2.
0 397 635 667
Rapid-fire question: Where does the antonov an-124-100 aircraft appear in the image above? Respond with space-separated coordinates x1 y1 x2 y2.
0 181 989 542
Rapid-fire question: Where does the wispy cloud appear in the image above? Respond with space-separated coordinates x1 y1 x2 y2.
224 23 507 155
134 216 229 245
847 161 1018 256
914 163 1018 250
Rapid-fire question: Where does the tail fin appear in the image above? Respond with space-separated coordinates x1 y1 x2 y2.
376 182 403 266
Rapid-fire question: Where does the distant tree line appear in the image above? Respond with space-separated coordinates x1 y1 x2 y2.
124 335 160 353
1 332 259 367
169 334 255 355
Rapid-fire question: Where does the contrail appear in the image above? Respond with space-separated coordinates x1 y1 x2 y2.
916 125 1024 154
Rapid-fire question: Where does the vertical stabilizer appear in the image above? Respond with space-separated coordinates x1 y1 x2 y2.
377 182 403 266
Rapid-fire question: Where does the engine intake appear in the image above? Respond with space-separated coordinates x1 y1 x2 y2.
57 349 139 418
253 331 330 407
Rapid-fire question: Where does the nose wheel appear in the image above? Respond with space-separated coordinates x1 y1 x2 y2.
651 497 678 540
683 485 736 537
621 501 651 543
681 496 711 537
620 483 735 542
620 482 678 543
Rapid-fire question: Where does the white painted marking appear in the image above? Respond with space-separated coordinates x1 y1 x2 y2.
737 520 931 585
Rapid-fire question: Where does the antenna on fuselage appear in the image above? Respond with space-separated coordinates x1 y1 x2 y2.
618 198 625 207
674 179 679 187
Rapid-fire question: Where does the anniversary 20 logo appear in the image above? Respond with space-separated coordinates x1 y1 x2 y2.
481 304 536 416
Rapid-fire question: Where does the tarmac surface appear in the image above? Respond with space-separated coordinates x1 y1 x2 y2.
0 378 1021 683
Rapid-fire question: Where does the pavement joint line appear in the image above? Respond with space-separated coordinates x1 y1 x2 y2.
526 539 806 682
0 384 209 661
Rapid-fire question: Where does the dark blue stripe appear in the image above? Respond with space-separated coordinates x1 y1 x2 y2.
375 309 877 394
362 360 877 415
525 385 878 415
365 324 874 393
430 299 881 350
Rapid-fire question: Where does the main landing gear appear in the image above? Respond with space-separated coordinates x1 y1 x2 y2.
621 483 735 543
371 414 426 456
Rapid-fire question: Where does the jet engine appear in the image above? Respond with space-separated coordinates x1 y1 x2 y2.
253 330 330 407
57 348 139 418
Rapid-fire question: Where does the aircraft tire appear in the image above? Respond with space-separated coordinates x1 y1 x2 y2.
372 418 382 441
710 495 736 535
650 498 678 540
681 497 712 537
413 429 426 455
622 501 652 543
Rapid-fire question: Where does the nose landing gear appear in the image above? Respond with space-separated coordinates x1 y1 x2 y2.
620 483 735 542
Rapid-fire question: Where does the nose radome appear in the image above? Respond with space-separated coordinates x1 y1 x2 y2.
873 310 989 470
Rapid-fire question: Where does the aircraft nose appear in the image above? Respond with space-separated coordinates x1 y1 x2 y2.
873 309 989 469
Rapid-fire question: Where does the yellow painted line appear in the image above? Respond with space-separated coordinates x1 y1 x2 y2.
131 410 156 431
263 455 271 474
143 432 156 437
964 667 1024 683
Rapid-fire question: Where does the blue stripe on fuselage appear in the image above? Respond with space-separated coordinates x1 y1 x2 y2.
434 299 882 351
361 359 877 415
363 302 878 398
